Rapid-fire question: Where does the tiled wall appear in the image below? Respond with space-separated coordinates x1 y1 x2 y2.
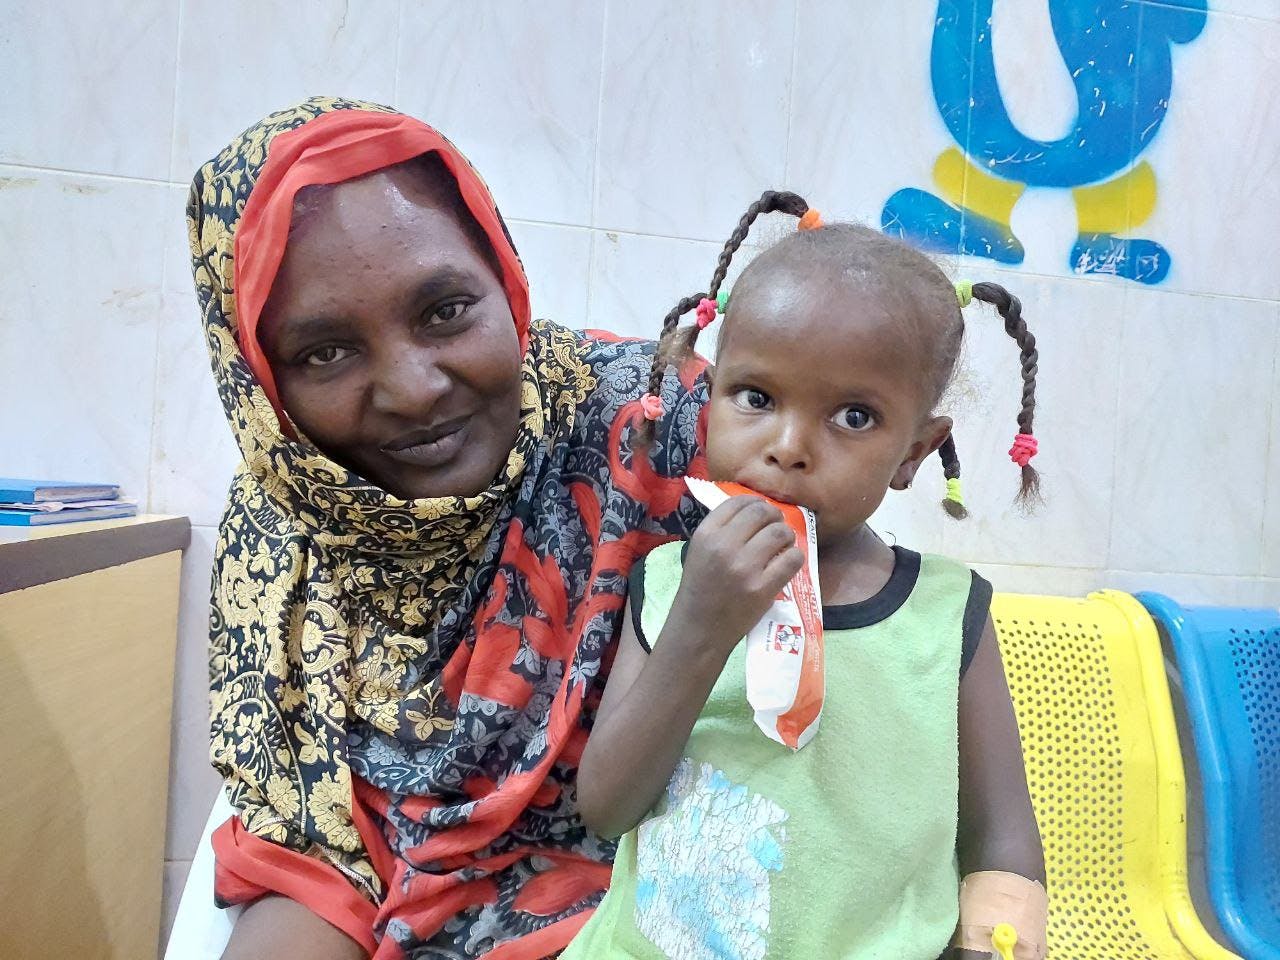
3 1 1278 950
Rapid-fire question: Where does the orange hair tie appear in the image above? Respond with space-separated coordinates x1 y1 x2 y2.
798 208 824 231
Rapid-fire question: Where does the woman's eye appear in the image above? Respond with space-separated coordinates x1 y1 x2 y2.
426 301 469 326
836 406 875 431
304 345 354 367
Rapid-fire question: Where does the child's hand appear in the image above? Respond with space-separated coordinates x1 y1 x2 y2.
672 495 805 650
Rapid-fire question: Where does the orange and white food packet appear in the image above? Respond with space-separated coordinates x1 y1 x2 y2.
685 477 824 750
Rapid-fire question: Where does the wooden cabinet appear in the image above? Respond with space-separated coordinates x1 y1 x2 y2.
0 515 190 960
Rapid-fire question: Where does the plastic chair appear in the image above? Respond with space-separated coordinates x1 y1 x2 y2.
1139 594 1280 960
164 789 239 960
991 590 1238 959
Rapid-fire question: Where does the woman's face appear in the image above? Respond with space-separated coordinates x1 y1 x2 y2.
258 162 523 500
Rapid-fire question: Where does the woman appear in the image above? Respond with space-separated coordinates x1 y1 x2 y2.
189 96 707 959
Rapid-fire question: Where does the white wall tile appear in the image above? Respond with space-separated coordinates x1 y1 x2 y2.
937 269 1125 568
153 184 240 525
867 478 949 560
1110 292 1277 575
1104 569 1280 607
170 0 399 182
972 563 1105 598
397 1 605 226
151 287 240 526
164 184 193 296
586 229 762 344
595 0 795 239
789 0 952 229
166 526 223 861
1136 10 1280 299
0 169 166 500
507 221 593 328
0 1 179 180
1262 321 1280 578
1141 0 1280 22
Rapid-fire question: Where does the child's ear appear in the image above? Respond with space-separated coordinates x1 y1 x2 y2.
703 363 716 392
890 416 952 491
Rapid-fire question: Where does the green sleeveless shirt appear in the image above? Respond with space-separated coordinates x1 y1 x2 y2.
564 542 991 960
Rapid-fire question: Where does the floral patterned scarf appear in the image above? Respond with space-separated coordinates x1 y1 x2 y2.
189 96 706 957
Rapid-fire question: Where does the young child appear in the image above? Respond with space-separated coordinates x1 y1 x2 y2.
566 194 1048 960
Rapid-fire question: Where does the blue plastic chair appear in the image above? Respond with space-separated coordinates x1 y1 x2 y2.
1140 594 1280 960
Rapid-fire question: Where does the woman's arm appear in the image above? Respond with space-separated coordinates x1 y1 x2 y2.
949 615 1046 959
221 896 366 960
577 497 803 839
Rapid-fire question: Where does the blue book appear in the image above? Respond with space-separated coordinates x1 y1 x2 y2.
0 502 137 526
0 478 120 504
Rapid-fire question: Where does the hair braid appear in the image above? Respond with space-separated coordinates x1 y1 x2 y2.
937 434 968 520
633 191 813 451
972 281 1041 504
707 190 811 300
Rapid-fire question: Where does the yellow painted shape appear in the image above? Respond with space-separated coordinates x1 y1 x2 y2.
932 147 1025 225
1073 160 1158 233
991 590 1239 959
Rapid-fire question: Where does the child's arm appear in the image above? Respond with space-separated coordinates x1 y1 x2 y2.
576 497 804 839
949 615 1047 959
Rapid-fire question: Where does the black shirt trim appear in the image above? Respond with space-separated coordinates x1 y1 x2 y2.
822 546 921 630
961 571 993 681
629 553 652 653
629 544 987 680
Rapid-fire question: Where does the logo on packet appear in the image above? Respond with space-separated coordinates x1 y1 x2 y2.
769 623 803 656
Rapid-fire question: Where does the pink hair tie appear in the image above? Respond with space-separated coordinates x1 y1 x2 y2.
640 393 665 421
1009 433 1039 467
695 297 718 330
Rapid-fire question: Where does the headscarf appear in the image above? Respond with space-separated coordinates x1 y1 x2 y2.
189 97 706 956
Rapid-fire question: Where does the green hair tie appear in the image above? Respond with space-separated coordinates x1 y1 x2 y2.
716 288 730 313
955 280 973 308
945 476 965 506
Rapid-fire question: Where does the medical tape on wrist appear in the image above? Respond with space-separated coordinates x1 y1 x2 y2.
950 871 1048 960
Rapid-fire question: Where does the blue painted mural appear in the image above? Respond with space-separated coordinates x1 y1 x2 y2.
882 0 1207 284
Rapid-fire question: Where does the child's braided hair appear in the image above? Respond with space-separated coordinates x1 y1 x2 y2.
636 191 1042 514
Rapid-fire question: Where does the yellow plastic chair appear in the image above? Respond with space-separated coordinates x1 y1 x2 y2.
991 590 1238 959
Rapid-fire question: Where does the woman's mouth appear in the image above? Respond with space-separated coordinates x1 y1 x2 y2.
381 418 471 469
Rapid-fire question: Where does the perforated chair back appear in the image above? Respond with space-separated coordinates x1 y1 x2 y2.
992 590 1238 959
1140 594 1280 960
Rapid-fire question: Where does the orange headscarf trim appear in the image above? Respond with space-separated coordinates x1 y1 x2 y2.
234 109 531 424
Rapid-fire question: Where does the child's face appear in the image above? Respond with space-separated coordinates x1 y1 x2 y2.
705 268 951 548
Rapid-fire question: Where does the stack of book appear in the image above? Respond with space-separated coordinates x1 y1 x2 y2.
0 479 138 527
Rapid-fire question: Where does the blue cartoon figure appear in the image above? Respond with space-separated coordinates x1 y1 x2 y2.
882 0 1207 284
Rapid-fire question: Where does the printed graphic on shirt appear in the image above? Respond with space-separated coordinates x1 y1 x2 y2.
634 759 788 960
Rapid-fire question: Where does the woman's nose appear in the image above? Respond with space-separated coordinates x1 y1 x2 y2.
369 347 451 418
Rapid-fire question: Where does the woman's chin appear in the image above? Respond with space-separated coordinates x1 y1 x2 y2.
373 454 504 502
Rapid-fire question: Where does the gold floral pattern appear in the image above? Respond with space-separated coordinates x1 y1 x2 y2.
190 96 708 954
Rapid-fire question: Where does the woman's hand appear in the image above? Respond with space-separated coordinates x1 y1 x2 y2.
671 496 805 654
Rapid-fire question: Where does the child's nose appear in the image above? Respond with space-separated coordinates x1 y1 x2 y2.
764 424 811 472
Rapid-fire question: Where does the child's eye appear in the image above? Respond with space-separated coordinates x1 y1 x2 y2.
734 388 773 410
304 345 355 367
834 405 875 431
